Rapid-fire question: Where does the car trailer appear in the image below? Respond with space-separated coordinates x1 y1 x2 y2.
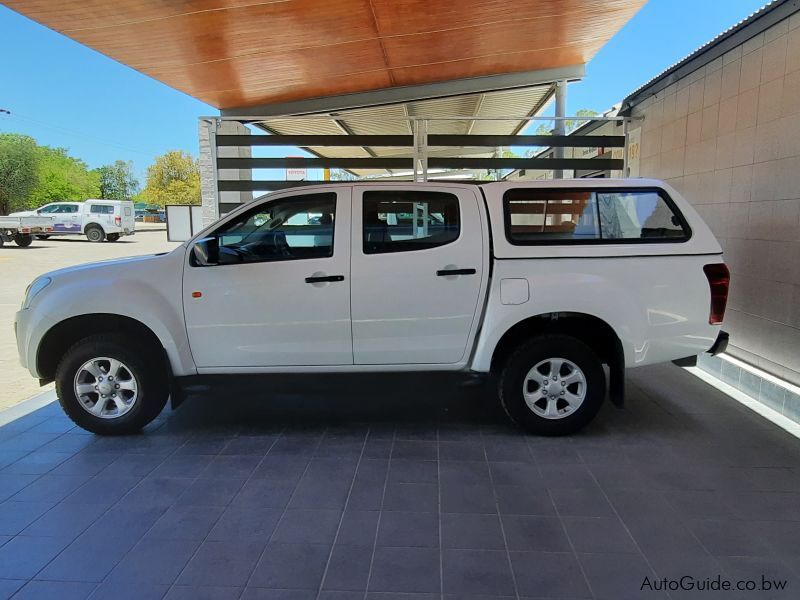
0 215 54 247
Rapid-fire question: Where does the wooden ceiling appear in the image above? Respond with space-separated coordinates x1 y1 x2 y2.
5 0 646 110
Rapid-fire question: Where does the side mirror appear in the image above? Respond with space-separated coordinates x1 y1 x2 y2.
191 237 219 266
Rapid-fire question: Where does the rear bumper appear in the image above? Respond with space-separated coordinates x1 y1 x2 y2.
672 330 728 367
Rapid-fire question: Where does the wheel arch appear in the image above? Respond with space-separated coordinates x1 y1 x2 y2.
488 312 625 405
37 314 170 383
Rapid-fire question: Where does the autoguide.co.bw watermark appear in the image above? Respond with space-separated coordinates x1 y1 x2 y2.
641 574 787 593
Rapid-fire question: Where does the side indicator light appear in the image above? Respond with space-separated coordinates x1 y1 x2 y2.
191 291 202 298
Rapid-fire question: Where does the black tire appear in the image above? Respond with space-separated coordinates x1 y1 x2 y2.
55 333 169 435
85 226 105 243
106 233 120 242
498 334 605 436
36 234 50 240
13 233 34 247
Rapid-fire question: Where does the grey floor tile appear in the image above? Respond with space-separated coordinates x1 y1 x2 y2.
510 551 591 598
124 476 195 507
272 509 342 545
383 483 438 513
11 580 95 600
288 478 351 510
201 455 262 479
249 542 330 589
388 459 437 484
22 501 107 538
578 552 659 600
145 504 224 541
562 516 637 554
36 528 141 582
488 462 542 487
391 441 437 461
336 510 380 546
88 582 168 600
0 579 26 599
10 474 90 503
440 461 492 486
243 590 317 600
164 585 241 600
49 452 120 477
549 486 615 517
539 464 598 490
0 501 56 535
369 547 440 593
179 477 244 506
1 451 72 475
150 455 213 478
347 479 385 511
0 535 72 579
177 538 266 587
377 511 438 548
688 519 773 557
440 483 495 514
494 485 555 516
441 513 505 550
439 441 485 461
221 436 278 456
207 506 282 541
0 473 40 502
63 476 142 506
231 478 297 509
322 544 373 591
501 515 571 552
107 537 200 584
100 454 166 478
442 549 515 596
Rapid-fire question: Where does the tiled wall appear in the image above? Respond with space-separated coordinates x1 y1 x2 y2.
631 12 800 386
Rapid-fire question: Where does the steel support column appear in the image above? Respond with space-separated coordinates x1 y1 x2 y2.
553 80 567 179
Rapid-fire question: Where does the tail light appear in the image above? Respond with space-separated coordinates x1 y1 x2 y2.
115 216 121 226
703 263 730 325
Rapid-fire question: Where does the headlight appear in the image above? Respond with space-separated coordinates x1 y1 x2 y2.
22 277 51 309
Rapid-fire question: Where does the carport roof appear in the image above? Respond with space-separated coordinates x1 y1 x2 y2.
5 0 645 112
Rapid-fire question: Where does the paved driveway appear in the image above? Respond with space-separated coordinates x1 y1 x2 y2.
0 364 799 599
0 226 181 411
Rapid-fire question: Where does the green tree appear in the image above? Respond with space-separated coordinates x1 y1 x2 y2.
139 150 201 206
0 133 38 214
28 146 100 206
534 108 600 136
96 160 139 199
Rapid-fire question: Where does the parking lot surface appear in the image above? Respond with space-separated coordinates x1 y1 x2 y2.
0 364 799 599
0 227 181 411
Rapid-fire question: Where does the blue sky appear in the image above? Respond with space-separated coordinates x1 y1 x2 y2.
0 0 768 180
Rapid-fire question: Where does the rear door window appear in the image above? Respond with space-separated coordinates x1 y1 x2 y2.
362 190 460 254
504 188 689 245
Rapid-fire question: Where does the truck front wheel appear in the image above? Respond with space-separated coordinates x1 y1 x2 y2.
498 334 605 436
55 334 169 435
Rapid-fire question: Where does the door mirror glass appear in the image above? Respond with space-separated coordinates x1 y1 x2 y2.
191 237 219 266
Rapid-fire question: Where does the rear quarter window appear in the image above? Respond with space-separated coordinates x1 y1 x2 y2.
504 187 690 245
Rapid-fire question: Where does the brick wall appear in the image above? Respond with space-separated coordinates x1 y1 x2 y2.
629 13 800 385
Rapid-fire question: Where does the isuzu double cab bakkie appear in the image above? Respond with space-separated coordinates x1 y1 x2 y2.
15 179 729 436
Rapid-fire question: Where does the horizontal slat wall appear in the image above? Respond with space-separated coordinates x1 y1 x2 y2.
216 134 625 148
217 156 623 170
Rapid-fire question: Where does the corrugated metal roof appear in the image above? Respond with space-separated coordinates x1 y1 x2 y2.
257 83 555 175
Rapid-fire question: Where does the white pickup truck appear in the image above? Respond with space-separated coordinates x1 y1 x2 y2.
0 215 54 247
15 179 729 435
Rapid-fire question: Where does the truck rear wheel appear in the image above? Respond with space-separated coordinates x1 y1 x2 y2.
55 334 169 435
498 334 605 436
85 225 105 242
13 234 33 247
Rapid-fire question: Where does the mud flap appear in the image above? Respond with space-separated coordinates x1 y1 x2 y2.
609 340 625 408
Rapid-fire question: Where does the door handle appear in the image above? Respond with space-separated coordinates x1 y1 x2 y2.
305 275 345 283
436 268 476 276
